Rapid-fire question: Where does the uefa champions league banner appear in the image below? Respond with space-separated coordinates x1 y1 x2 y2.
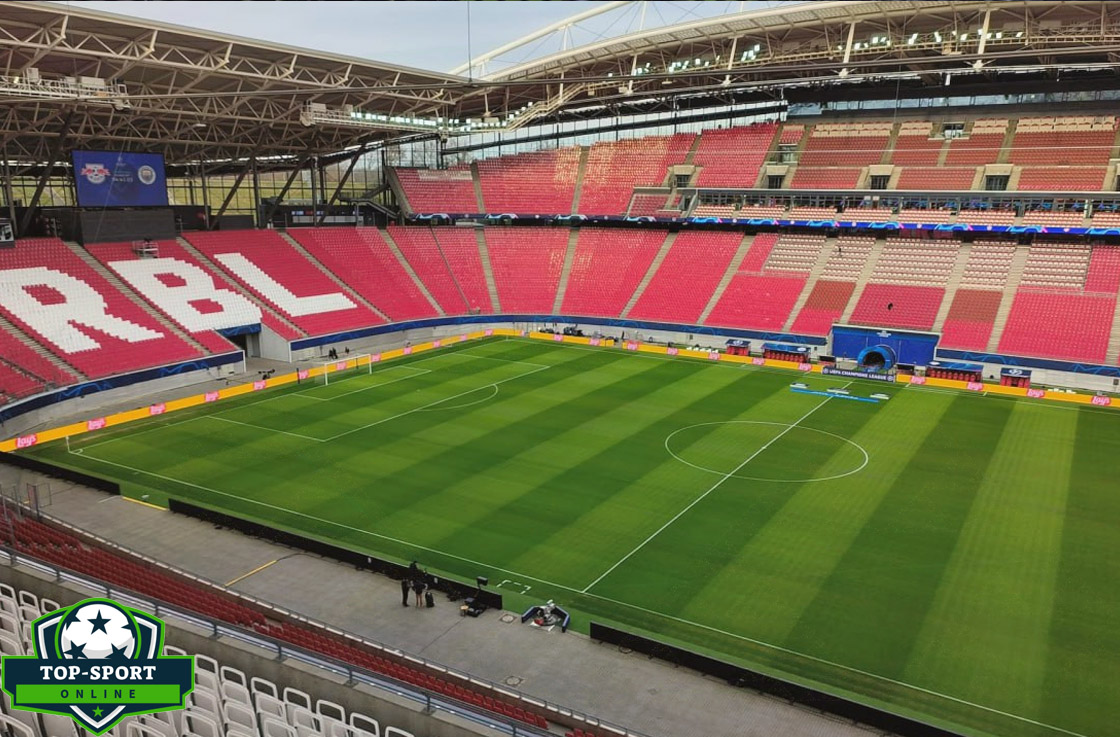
72 150 170 208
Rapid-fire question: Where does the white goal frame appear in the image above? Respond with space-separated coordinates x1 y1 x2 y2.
316 354 375 385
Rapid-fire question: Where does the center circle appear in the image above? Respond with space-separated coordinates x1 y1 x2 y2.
664 421 868 483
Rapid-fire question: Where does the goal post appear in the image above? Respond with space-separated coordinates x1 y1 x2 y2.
317 354 375 386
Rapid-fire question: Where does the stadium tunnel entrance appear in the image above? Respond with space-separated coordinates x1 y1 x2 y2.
857 344 896 373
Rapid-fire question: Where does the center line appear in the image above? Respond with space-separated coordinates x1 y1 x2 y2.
580 384 850 593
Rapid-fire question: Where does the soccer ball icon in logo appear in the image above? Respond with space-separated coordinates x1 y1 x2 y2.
57 602 138 661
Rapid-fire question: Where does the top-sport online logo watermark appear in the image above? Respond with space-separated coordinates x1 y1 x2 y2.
1 598 194 735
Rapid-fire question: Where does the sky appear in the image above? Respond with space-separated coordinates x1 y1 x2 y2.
62 1 762 74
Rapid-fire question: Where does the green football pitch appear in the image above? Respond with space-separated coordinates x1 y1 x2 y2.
27 337 1120 737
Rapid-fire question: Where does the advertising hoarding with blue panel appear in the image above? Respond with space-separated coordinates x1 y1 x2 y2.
831 325 939 367
72 150 169 208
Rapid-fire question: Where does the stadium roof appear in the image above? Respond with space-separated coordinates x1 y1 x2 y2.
0 1 474 168
2 0 1120 172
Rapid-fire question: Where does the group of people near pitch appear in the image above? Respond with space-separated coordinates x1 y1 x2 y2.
401 561 435 608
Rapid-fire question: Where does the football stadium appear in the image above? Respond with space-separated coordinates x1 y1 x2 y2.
0 2 1118 737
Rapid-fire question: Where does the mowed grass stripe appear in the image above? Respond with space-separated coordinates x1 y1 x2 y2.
673 394 928 643
586 390 877 614
903 402 1075 723
1041 408 1120 737
774 395 1016 730
400 362 764 586
71 344 602 522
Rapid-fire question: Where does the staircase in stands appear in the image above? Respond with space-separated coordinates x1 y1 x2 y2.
176 237 306 339
931 243 974 333
372 228 444 317
697 234 754 325
985 247 1032 353
781 236 837 333
553 229 580 314
620 232 678 319
474 228 501 313
838 239 886 323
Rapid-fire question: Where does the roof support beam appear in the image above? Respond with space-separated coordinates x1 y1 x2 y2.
262 152 312 226
210 154 253 227
19 109 72 237
317 145 367 225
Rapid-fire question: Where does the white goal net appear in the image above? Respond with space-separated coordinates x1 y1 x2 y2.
316 354 375 385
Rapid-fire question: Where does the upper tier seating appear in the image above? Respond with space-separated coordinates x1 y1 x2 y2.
891 121 941 166
1008 116 1117 165
1016 167 1107 191
958 209 1017 227
390 225 492 314
628 232 742 324
478 148 579 213
691 123 777 187
186 231 382 336
789 167 862 189
705 234 814 331
561 229 665 317
0 239 202 378
1021 210 1088 228
578 133 694 215
779 125 805 145
86 241 241 355
628 193 668 217
290 229 436 322
394 167 478 213
943 119 1008 166
799 121 892 167
484 228 568 313
897 167 976 190
1091 211 1120 228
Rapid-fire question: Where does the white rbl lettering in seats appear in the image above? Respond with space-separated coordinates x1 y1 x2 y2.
109 258 262 332
0 267 163 352
213 252 355 316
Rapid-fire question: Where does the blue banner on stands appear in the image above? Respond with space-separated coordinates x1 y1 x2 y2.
1000 367 1033 378
763 343 809 354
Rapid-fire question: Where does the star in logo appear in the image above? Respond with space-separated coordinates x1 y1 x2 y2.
63 642 86 659
92 707 103 718
110 644 130 660
86 609 111 635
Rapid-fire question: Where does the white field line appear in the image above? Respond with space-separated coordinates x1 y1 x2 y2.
300 367 432 401
580 384 850 594
320 363 550 442
208 416 326 442
64 446 1089 737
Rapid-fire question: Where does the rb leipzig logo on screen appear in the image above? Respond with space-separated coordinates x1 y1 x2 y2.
1 598 194 735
